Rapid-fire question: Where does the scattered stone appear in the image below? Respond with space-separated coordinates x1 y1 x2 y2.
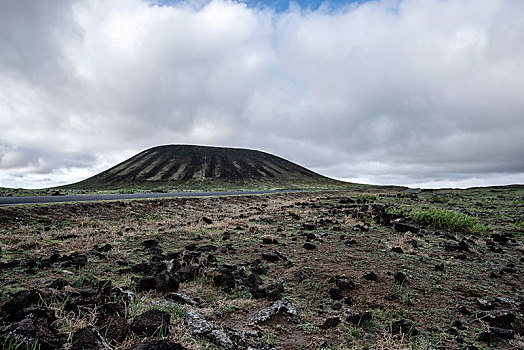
320 317 340 329
72 325 112 350
303 242 317 250
391 319 418 336
347 311 372 325
1 289 42 321
0 318 62 350
293 270 308 282
458 306 472 316
94 243 113 252
478 327 515 342
252 298 298 324
201 217 213 224
177 265 200 283
96 314 128 343
434 264 445 272
261 252 280 262
130 309 171 337
476 310 516 329
362 272 378 281
141 239 159 248
394 222 420 234
394 272 407 285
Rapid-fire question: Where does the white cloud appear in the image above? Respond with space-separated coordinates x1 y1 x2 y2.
0 0 523 189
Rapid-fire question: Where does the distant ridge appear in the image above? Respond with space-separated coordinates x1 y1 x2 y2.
65 145 347 190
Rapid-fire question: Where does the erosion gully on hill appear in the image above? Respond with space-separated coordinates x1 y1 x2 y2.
0 188 522 349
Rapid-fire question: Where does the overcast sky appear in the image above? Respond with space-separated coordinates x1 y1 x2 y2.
1 0 523 189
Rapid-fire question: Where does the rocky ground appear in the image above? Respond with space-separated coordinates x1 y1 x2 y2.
0 186 523 349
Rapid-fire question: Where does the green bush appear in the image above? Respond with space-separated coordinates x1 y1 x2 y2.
410 209 486 234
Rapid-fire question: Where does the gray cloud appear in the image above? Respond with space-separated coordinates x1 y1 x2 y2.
0 0 523 189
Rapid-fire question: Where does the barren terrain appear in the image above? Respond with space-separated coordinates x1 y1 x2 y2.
0 187 523 349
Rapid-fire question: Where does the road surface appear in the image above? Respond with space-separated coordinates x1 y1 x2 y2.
0 189 302 206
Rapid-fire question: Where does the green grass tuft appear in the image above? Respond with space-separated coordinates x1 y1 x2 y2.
410 208 486 234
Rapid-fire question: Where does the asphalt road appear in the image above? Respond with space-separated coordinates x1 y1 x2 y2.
0 189 299 206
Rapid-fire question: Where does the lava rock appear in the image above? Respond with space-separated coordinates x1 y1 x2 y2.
391 319 418 336
347 311 372 325
394 222 420 233
72 326 112 350
320 317 340 329
394 271 407 284
476 310 516 329
130 310 171 337
303 243 317 250
261 252 280 262
362 272 378 281
0 318 62 350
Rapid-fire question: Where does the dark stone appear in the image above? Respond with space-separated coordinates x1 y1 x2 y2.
155 270 180 293
334 278 355 291
242 273 263 290
95 243 113 252
344 296 354 305
262 252 280 262
434 264 445 272
196 245 217 252
201 217 213 224
303 243 317 250
491 233 508 244
251 288 269 299
0 318 62 350
391 319 418 336
320 317 340 329
394 222 420 233
328 288 344 300
1 289 41 321
132 340 187 350
138 276 157 292
48 278 69 290
250 259 268 275
332 302 342 310
101 302 126 317
476 310 516 328
142 239 159 248
132 261 166 275
294 270 308 282
458 306 472 316
177 265 200 283
394 271 407 284
96 315 129 343
391 247 404 253
130 309 171 336
478 327 515 342
11 306 57 323
347 312 372 325
362 272 378 281
72 325 111 350
267 283 284 301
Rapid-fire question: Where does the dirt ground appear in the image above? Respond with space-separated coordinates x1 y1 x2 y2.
0 187 523 349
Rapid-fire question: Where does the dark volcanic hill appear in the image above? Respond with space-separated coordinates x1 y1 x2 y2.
65 145 345 190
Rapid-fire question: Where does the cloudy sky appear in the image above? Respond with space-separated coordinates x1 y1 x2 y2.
1 0 523 189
